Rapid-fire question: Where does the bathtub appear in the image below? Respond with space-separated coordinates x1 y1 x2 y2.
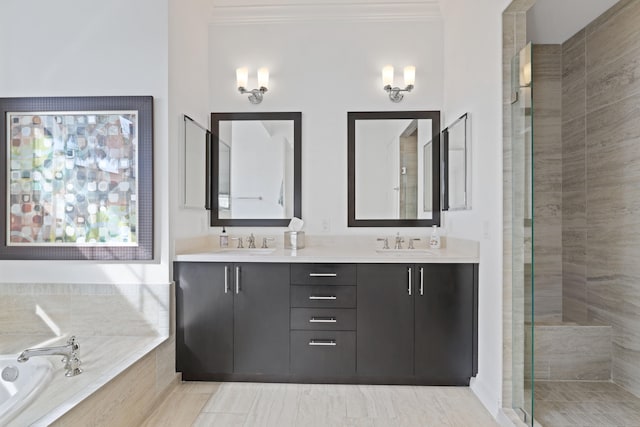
0 355 53 426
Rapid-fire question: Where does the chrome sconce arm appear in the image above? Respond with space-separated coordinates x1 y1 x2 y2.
238 86 268 104
384 84 414 103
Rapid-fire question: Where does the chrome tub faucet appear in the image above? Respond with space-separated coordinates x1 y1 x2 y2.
18 336 83 377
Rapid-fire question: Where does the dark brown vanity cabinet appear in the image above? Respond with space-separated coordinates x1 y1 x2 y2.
176 261 477 385
175 262 290 380
357 263 478 385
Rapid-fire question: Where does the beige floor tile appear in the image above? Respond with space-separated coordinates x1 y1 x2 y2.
202 382 260 414
142 382 500 427
192 412 247 427
142 390 211 427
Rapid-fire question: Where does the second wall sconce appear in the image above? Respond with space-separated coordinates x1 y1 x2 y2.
382 65 415 103
236 67 269 104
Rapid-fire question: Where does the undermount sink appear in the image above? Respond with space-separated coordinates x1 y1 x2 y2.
213 248 276 255
376 249 437 256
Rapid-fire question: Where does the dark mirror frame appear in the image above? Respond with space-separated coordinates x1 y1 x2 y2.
210 112 302 227
348 110 441 227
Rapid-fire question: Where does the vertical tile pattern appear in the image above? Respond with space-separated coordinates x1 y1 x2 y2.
561 30 588 324
532 44 563 322
561 0 640 399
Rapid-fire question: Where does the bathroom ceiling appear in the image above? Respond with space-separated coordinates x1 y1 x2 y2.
527 0 619 44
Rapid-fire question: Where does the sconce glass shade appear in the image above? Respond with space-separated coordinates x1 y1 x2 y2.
382 66 394 87
519 43 532 87
404 66 416 87
236 67 248 88
258 67 269 89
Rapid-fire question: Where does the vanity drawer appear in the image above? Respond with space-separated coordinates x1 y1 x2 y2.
291 264 356 286
291 308 356 331
291 331 356 377
291 285 356 308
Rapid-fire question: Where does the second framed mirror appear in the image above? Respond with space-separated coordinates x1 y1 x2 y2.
210 112 301 226
348 111 441 227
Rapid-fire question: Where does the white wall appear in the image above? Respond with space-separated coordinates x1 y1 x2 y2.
440 0 512 417
208 16 444 236
169 0 212 247
0 0 170 284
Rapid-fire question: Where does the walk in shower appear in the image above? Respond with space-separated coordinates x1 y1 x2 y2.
508 0 640 425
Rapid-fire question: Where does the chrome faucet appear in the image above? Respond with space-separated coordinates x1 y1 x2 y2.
247 233 256 249
394 233 404 250
18 336 83 377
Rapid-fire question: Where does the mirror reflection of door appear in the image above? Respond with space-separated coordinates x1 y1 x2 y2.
353 117 434 220
218 120 293 220
399 120 418 219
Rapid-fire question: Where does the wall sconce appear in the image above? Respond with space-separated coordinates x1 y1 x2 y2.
236 67 269 104
382 65 415 103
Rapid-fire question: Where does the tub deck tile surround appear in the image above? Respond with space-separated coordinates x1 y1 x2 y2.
143 382 499 427
2 335 169 426
0 281 173 426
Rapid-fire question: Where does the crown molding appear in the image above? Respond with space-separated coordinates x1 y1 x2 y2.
209 2 442 24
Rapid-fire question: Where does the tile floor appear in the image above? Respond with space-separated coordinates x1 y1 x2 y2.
142 382 499 427
531 381 640 426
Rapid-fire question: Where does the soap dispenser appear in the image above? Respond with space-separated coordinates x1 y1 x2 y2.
219 227 229 248
429 225 441 249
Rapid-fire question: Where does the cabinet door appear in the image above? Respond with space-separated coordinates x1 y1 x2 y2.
233 263 290 375
414 264 474 384
175 262 233 378
357 264 414 377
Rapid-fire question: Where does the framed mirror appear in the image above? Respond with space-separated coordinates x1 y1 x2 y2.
348 111 441 227
183 115 211 209
442 113 471 211
210 112 301 226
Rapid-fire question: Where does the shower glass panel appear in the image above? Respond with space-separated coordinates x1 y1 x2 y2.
511 42 534 426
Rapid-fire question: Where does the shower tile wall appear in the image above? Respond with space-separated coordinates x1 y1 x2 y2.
561 0 640 397
532 44 563 322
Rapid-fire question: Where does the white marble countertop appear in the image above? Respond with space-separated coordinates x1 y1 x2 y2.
175 235 479 264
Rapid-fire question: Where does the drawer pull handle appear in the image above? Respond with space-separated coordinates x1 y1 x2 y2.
309 317 337 323
308 295 337 300
309 273 337 277
408 267 412 296
309 340 337 346
420 267 424 296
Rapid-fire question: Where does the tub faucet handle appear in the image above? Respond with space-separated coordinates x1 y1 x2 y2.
262 237 275 248
377 237 390 250
231 237 244 248
408 238 421 249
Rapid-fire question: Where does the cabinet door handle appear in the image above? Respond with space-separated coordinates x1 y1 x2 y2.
309 273 337 277
224 266 229 294
408 267 412 296
235 266 240 294
309 317 337 323
308 295 337 300
309 340 337 346
420 267 424 296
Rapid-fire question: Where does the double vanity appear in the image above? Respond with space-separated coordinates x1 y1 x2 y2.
174 237 478 386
